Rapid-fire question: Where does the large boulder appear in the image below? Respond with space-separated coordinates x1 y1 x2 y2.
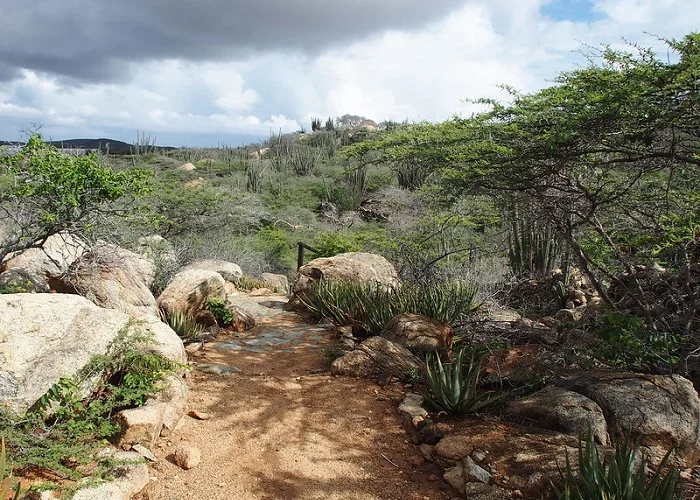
0 294 129 414
381 313 453 352
71 450 149 500
259 273 289 294
133 316 187 365
182 259 243 282
331 336 422 380
560 371 700 465
289 252 399 308
71 243 158 318
136 235 177 266
504 385 609 445
0 268 50 293
115 375 188 448
157 269 226 317
2 232 86 290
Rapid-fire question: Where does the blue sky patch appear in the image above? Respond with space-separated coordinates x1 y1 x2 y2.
541 0 603 22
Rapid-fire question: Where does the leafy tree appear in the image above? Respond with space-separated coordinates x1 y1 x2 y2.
0 134 152 263
346 33 700 334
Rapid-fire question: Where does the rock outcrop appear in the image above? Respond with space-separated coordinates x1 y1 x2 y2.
560 371 700 465
288 252 399 309
70 243 158 318
2 232 86 290
157 269 226 317
504 385 609 445
0 294 129 413
381 313 453 352
259 273 289 294
0 268 49 293
182 259 243 282
331 336 422 380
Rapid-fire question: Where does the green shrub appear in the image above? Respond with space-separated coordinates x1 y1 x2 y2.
311 232 361 259
0 328 179 489
233 275 280 292
163 311 206 341
0 281 30 294
421 347 503 415
299 279 478 337
595 312 681 371
553 430 683 499
206 297 233 326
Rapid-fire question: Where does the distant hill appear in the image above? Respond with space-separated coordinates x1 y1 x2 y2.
0 138 176 155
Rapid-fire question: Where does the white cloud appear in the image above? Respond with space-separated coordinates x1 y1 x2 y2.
0 0 698 143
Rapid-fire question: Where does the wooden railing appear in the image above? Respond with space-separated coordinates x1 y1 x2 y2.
296 242 320 269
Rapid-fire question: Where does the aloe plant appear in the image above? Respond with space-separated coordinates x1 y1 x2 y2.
553 430 683 500
421 347 503 415
298 279 478 336
162 311 206 341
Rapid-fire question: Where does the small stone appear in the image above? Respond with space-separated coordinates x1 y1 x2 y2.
471 449 488 462
188 410 211 420
418 444 435 461
173 445 201 470
131 444 157 462
416 418 443 445
443 464 466 494
461 456 491 484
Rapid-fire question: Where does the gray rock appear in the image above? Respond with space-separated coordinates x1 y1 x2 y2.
259 272 290 294
461 456 491 483
136 235 177 266
115 375 188 448
131 443 157 462
182 259 243 282
561 371 700 466
398 392 428 424
0 294 129 414
505 385 609 445
70 242 159 318
0 268 49 293
330 337 422 380
157 269 226 317
133 316 187 366
381 313 453 352
288 252 399 309
71 451 149 500
2 232 86 288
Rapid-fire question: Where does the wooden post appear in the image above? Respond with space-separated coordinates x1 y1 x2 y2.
297 242 305 270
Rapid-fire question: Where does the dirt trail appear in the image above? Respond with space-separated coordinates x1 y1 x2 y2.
139 294 453 500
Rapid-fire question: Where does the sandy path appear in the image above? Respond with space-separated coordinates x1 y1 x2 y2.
138 294 452 500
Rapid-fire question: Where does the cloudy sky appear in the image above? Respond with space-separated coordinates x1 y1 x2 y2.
0 0 697 146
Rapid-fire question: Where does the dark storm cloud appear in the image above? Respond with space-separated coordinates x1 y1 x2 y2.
0 0 466 83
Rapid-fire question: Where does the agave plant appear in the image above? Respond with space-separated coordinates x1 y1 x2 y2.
0 437 21 500
553 430 683 500
299 279 479 337
162 310 206 341
421 347 503 416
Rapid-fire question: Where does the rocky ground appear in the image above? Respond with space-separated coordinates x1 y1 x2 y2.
137 294 454 500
